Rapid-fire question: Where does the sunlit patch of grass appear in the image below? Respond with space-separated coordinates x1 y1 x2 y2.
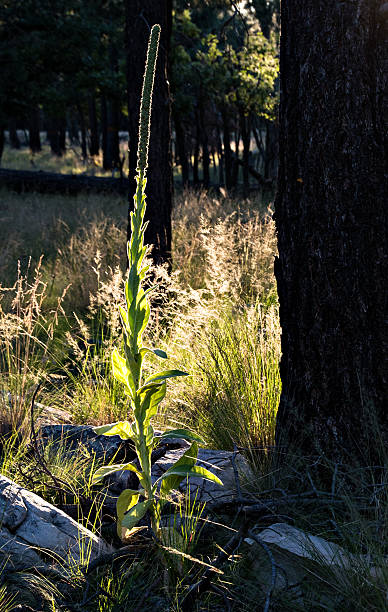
1 141 129 177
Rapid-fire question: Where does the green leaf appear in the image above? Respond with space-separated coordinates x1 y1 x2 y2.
119 305 129 331
161 464 224 487
140 347 167 359
117 489 140 519
160 429 204 445
94 420 134 441
159 442 198 499
141 369 188 391
111 349 135 397
92 462 141 485
117 489 140 538
121 499 153 530
135 382 166 427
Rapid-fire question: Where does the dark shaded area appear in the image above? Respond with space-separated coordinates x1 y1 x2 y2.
0 168 128 195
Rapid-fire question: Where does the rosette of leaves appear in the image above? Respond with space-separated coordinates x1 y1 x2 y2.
92 24 222 539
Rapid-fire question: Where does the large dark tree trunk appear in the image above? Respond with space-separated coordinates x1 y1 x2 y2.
125 1 173 266
274 1 388 466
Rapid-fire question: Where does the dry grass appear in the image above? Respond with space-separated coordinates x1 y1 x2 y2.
0 257 68 435
0 186 280 451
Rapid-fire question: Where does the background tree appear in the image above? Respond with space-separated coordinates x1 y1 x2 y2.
274 0 387 467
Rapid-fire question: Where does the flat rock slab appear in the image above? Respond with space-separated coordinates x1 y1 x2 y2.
152 448 253 507
256 523 352 567
0 475 112 571
38 424 136 463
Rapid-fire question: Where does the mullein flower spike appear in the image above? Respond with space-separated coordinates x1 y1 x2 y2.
137 24 160 178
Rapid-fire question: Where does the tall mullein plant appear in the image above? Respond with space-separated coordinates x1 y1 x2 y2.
92 25 222 539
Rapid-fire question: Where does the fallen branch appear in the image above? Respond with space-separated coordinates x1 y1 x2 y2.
179 519 249 611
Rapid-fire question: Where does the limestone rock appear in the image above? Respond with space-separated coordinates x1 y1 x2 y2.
152 448 253 507
0 475 112 571
244 522 386 598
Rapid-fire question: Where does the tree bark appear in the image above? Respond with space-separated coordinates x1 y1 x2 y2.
125 0 173 266
264 119 278 181
274 0 388 466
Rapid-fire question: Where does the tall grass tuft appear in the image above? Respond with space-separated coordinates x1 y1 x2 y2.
0 257 68 436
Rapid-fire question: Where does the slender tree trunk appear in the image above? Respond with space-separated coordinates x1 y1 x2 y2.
88 96 99 157
102 97 120 171
174 112 189 186
274 0 388 467
125 0 173 267
193 108 200 185
9 120 20 149
0 127 4 164
59 122 66 154
77 104 87 159
28 108 41 153
222 106 233 190
103 45 121 172
199 96 210 188
47 117 62 156
108 98 120 170
217 128 224 186
101 95 108 168
240 110 251 198
232 128 240 188
68 112 79 145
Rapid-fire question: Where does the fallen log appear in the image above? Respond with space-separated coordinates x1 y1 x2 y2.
0 168 128 196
